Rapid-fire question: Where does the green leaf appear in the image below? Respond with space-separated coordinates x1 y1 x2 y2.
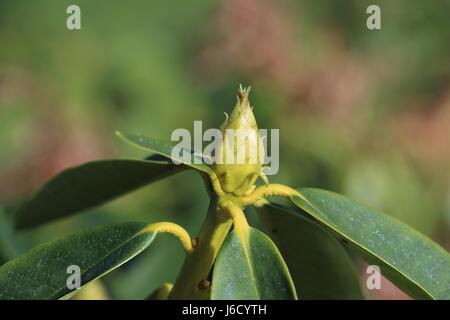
256 202 364 299
15 159 185 230
0 206 23 263
0 222 155 299
116 131 213 175
291 188 450 300
211 227 297 300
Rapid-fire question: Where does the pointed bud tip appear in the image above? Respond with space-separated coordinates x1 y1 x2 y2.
237 84 252 104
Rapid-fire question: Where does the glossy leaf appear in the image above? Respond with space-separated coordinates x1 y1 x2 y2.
256 202 364 299
15 159 185 230
292 188 450 300
116 131 213 175
211 227 297 300
0 222 155 299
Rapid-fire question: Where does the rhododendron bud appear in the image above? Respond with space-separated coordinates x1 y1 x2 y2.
212 85 263 196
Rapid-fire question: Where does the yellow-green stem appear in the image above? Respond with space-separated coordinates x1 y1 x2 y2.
169 197 232 299
139 222 194 253
155 283 173 300
168 179 299 299
241 183 301 206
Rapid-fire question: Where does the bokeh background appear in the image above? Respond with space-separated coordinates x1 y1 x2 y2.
0 0 449 299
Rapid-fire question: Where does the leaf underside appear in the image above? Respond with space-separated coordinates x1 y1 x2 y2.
257 202 364 299
211 227 297 300
15 159 186 230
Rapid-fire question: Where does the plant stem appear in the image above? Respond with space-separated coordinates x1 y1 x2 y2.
169 197 232 299
139 222 194 253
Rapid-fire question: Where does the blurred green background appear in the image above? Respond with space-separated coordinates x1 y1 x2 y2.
0 0 449 299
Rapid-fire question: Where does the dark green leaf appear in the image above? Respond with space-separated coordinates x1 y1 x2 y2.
292 188 450 300
15 159 185 230
116 131 213 175
256 202 364 299
0 222 155 299
211 227 297 300
0 206 23 263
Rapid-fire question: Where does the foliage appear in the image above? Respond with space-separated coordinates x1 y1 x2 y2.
1 87 449 300
1 0 450 300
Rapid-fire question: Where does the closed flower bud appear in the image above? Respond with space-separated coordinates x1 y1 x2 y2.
212 85 263 196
